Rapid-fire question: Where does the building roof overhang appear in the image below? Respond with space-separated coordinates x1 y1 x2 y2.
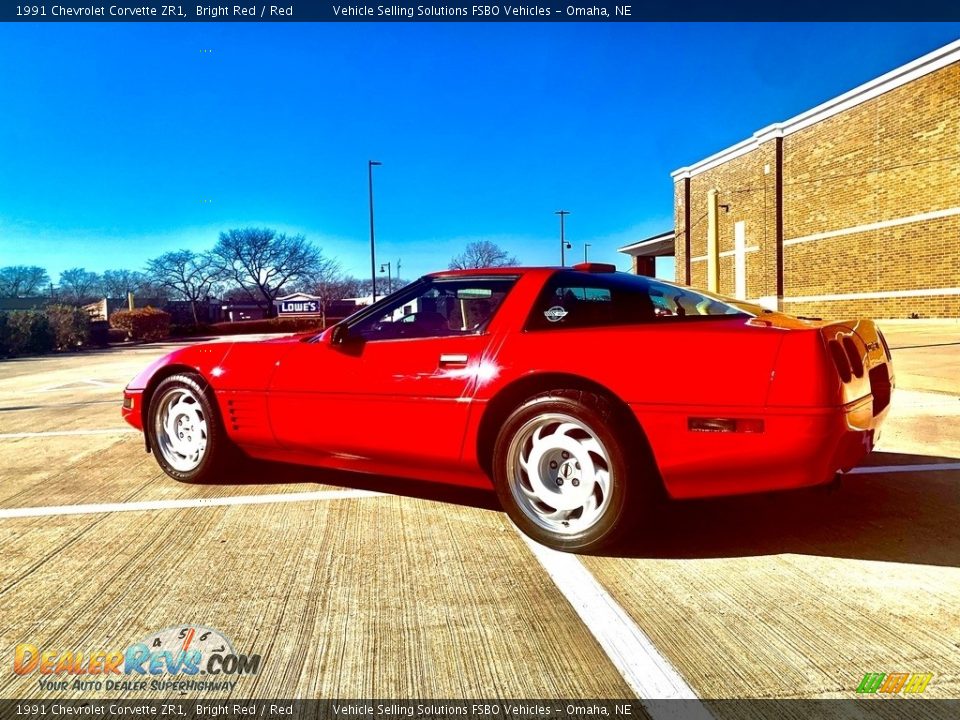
617 231 676 257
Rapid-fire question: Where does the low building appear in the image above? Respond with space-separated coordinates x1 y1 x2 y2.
665 39 959 319
0 297 49 312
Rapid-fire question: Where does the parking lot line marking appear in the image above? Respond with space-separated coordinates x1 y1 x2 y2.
848 462 960 474
0 488 383 519
518 532 714 717
0 428 140 439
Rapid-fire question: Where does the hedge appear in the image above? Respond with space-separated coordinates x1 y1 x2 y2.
0 306 100 357
170 316 343 337
45 305 92 350
0 311 55 357
110 307 172 342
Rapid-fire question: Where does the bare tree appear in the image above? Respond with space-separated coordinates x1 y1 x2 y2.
212 228 322 317
100 269 148 299
449 240 518 270
0 265 50 297
221 286 260 302
295 260 369 326
356 277 411 300
58 268 102 305
146 251 220 324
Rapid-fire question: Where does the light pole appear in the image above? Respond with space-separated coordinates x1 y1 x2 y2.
555 210 571 266
584 243 591 263
380 262 392 295
368 160 382 302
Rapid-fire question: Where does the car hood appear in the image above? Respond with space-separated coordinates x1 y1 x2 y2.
125 341 236 391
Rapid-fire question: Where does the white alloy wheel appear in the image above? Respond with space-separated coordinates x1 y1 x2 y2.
505 412 614 535
153 386 209 473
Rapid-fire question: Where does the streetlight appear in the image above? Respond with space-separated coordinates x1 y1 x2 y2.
380 262 392 295
368 160 382 302
555 210 571 266
584 243 591 263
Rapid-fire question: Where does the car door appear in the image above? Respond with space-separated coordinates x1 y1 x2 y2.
267 276 517 468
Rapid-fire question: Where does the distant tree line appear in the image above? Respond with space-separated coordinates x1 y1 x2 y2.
0 227 425 324
2 232 521 325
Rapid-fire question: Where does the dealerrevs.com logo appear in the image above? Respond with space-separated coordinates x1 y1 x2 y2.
14 625 261 693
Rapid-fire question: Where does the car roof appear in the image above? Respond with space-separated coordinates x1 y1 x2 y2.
426 266 540 278
425 264 618 279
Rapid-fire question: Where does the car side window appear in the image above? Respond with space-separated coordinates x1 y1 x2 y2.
527 272 746 331
350 278 516 341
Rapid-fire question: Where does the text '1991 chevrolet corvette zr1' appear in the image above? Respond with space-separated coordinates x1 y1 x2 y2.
123 263 894 552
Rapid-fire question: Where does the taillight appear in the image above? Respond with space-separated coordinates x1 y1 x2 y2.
828 340 852 383
842 336 864 378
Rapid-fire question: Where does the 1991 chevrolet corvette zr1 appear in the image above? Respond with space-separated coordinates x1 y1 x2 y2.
122 264 894 551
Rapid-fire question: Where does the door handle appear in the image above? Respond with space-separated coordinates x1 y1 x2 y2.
439 354 469 367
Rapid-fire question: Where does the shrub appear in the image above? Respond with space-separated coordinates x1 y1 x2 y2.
45 304 91 350
0 313 9 357
168 317 340 337
110 307 171 342
5 311 55 356
207 317 336 336
89 320 110 347
170 323 215 338
107 327 130 344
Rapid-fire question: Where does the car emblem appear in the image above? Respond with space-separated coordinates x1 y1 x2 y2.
544 306 568 322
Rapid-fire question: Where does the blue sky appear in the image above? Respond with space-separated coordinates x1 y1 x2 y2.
1 22 958 284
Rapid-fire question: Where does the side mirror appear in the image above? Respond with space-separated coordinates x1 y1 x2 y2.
330 323 349 345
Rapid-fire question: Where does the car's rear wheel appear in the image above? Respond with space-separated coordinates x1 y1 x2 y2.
493 390 651 552
147 373 229 483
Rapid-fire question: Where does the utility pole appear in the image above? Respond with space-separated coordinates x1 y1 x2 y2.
368 160 382 303
555 210 571 266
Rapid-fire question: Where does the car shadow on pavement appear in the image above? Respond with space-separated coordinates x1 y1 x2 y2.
218 451 960 567
220 458 502 512
610 450 960 567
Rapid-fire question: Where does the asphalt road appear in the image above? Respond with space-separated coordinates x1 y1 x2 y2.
0 325 958 713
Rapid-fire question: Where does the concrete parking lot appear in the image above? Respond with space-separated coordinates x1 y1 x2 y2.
0 321 958 713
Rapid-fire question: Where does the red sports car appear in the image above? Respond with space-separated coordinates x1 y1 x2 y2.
122 264 894 552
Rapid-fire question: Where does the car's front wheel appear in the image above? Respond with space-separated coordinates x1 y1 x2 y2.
147 373 229 483
493 390 650 553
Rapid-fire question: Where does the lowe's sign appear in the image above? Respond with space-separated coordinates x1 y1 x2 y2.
275 293 322 316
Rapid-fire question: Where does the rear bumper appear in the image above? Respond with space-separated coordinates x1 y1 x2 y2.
634 393 890 500
121 388 144 431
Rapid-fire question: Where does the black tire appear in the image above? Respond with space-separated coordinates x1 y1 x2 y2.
492 389 655 553
146 373 232 483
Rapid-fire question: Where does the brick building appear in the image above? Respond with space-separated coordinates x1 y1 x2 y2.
668 39 959 319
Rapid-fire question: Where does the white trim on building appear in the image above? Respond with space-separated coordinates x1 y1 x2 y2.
783 206 960 247
671 39 960 181
781 288 960 303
